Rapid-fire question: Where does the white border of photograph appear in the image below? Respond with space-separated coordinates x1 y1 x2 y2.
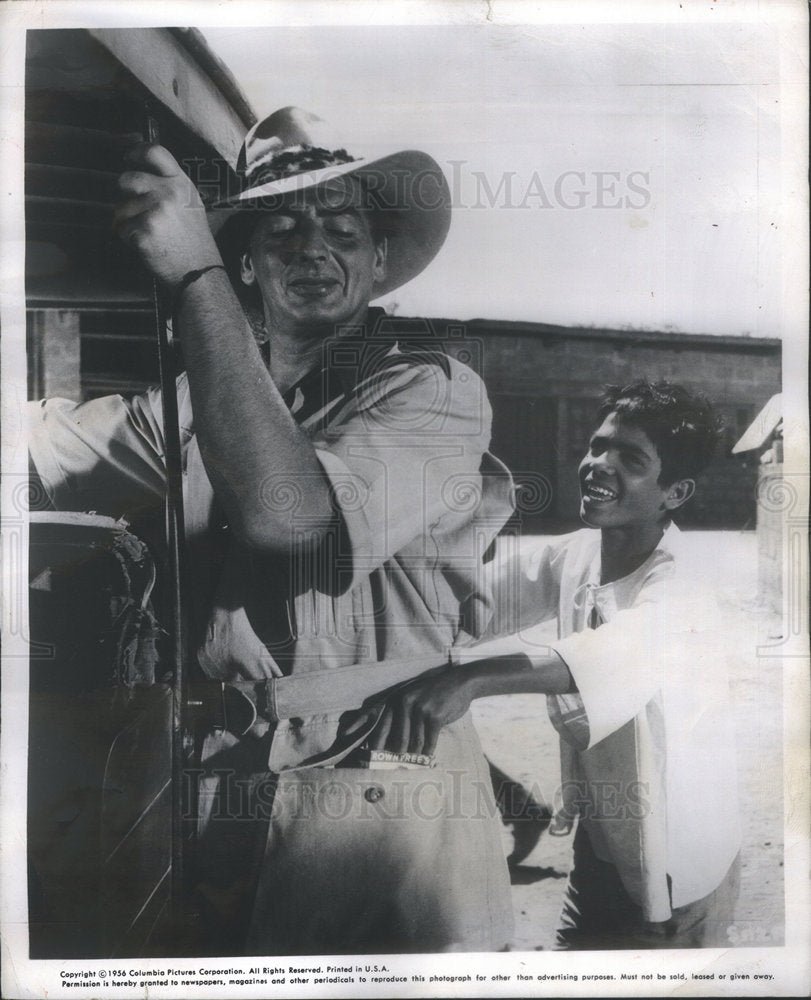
1 2 808 997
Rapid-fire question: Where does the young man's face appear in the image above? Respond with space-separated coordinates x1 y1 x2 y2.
240 177 387 334
578 411 678 531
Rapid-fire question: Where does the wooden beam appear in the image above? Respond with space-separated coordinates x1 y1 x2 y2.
86 29 248 168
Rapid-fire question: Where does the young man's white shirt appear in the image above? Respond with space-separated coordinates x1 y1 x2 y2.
464 523 741 921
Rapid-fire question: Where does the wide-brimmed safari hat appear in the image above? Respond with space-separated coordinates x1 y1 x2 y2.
210 107 451 297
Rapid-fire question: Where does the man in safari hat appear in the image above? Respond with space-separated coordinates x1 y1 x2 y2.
28 107 515 954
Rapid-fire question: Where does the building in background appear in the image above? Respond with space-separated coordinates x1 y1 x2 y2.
457 319 781 532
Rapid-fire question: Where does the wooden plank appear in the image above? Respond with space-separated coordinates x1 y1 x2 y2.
26 121 141 172
168 28 256 129
26 271 153 308
26 29 126 97
26 164 120 203
81 376 157 398
87 28 248 168
28 311 81 401
26 195 114 229
26 223 152 307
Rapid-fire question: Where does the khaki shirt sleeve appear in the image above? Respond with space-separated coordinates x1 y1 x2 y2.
27 386 170 516
310 358 496 588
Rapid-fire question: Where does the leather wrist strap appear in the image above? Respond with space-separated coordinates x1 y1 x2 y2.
171 264 226 314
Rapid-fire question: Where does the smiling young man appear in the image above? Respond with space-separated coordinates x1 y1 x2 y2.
373 380 742 949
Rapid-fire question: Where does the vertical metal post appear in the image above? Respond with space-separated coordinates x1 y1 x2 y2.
144 111 189 916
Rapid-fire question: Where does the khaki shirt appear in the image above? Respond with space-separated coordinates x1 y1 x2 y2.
28 333 514 770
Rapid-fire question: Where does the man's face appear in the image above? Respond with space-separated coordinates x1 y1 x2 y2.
578 412 677 531
240 177 386 333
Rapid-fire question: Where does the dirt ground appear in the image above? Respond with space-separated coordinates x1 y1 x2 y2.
470 530 785 951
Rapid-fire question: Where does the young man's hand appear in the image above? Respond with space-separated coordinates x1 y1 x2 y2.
368 663 478 757
114 143 222 288
352 650 572 759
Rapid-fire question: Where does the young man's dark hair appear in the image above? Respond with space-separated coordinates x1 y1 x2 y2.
598 380 724 486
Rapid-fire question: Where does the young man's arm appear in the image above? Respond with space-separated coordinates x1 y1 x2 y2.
368 644 573 757
372 549 711 757
367 536 572 754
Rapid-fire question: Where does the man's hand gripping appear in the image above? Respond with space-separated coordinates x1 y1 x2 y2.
114 143 223 289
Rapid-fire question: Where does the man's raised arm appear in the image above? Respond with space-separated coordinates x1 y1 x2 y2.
114 143 334 552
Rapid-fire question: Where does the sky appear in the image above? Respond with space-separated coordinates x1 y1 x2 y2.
201 16 798 337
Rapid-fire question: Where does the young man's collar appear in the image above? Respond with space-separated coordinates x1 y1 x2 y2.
658 520 682 554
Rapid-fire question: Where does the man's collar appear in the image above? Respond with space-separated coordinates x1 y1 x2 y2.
280 307 451 418
280 307 387 410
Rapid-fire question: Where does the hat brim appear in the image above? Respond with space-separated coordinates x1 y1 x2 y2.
208 150 451 298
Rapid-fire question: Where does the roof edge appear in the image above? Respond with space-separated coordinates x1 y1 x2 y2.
422 316 781 350
167 27 256 130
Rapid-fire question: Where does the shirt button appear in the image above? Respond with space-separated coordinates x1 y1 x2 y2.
364 785 385 803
